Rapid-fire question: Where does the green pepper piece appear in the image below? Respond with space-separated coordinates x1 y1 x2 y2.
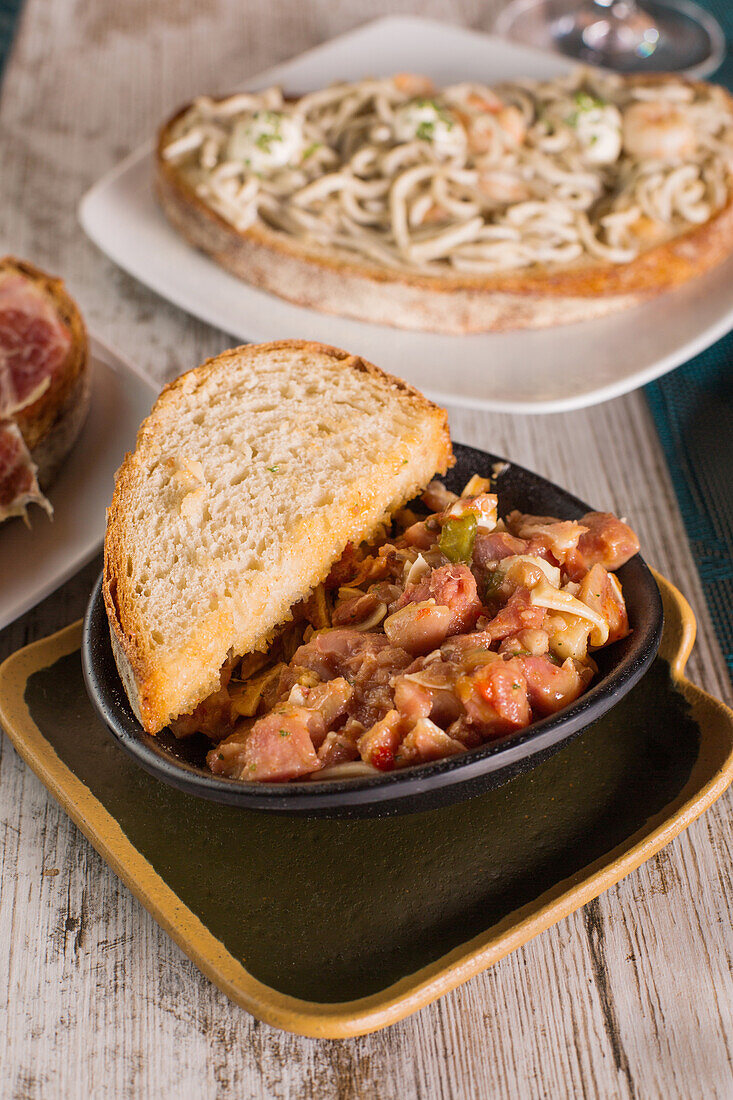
439 513 477 563
482 567 506 601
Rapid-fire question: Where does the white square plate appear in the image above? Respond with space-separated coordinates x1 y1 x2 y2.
0 340 156 630
79 16 733 414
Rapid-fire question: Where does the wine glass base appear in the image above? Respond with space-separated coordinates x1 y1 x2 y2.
494 0 725 78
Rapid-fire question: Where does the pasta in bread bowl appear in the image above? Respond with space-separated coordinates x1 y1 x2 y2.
156 69 733 333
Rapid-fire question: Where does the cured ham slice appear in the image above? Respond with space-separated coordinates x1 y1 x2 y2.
358 710 406 771
518 654 591 716
577 563 631 645
395 719 465 767
0 258 88 524
317 727 361 768
505 511 587 566
567 512 641 580
483 586 545 641
209 706 322 782
0 420 52 523
0 271 72 419
456 657 531 737
473 530 527 568
395 563 483 634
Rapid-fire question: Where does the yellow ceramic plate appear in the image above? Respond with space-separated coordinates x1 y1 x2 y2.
0 571 731 1037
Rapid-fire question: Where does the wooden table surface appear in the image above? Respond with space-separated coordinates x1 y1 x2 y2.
1 1 731 1096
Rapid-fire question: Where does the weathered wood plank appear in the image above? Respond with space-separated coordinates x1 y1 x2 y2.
0 2 731 1097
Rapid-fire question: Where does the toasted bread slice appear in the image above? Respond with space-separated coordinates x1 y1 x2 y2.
155 78 733 334
0 257 90 522
103 340 453 733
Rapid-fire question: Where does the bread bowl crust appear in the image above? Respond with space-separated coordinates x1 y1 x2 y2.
155 78 733 333
103 339 453 732
0 256 90 459
0 257 90 503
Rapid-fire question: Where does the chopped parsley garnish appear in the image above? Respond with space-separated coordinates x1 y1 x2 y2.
565 90 606 128
267 465 280 473
574 90 605 110
412 99 454 142
255 130 283 153
279 728 290 738
302 142 321 160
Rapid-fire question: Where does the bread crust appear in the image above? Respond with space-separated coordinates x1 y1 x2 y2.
103 339 453 733
155 79 733 334
0 256 90 471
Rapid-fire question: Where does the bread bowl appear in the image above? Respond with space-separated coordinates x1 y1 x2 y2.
156 70 733 333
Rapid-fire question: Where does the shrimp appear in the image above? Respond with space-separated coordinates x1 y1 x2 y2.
469 106 527 153
622 100 697 162
393 73 435 98
420 203 450 225
456 92 527 155
476 170 532 204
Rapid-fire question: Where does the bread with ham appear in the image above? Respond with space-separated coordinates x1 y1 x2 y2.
0 257 90 523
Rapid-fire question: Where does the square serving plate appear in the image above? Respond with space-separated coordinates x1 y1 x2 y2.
0 339 156 631
79 15 733 415
0 573 731 1037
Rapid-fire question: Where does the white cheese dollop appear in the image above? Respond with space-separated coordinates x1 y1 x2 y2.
393 99 466 158
566 95 622 166
227 111 304 174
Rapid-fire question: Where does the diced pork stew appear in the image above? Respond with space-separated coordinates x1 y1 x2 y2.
169 476 640 783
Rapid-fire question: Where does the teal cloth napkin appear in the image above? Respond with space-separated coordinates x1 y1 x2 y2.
0 0 20 85
644 0 733 679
